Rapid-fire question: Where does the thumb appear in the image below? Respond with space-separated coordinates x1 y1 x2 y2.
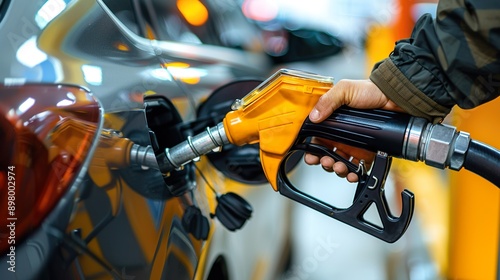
309 80 352 123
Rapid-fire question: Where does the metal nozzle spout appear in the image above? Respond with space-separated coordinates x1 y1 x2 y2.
159 122 229 173
130 144 158 170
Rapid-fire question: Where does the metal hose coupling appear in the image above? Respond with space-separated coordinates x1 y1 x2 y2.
157 122 229 173
402 118 471 171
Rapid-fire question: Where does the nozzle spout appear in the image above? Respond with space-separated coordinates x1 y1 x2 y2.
158 122 229 173
130 144 158 169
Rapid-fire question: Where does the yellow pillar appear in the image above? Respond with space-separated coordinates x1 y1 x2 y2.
448 99 500 280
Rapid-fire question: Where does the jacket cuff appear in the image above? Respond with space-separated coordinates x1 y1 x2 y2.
370 59 451 123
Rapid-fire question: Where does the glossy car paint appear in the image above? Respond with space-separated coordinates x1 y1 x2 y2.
0 0 291 279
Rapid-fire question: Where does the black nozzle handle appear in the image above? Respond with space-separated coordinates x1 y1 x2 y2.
301 106 416 158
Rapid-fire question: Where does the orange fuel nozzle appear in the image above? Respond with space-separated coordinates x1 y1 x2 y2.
222 69 333 190
158 69 333 191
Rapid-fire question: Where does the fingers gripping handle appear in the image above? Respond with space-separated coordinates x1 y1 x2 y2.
278 150 414 243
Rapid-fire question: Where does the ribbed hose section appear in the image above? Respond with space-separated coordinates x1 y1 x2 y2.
463 140 500 188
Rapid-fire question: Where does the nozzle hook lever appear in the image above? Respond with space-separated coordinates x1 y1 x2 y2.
278 143 414 243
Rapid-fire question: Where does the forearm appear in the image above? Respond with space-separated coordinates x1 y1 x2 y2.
370 0 500 123
370 58 450 123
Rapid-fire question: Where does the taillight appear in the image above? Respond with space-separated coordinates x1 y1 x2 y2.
0 84 101 253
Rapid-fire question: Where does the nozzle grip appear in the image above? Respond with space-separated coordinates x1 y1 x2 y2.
275 107 417 243
301 107 412 157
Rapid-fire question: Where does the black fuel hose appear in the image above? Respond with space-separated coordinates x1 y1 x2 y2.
463 140 500 188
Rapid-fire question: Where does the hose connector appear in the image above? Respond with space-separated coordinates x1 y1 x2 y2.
449 131 471 170
402 120 471 171
420 124 471 170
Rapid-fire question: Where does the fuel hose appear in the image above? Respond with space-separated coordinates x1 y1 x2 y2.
463 140 500 187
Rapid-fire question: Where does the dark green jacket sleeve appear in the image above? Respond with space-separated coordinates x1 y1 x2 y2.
370 0 500 123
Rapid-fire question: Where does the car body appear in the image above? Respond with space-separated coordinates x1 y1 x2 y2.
0 0 327 279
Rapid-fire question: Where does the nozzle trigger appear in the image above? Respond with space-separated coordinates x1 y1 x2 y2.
277 145 414 243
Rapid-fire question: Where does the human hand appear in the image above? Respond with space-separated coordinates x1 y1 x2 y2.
305 138 375 182
304 79 404 181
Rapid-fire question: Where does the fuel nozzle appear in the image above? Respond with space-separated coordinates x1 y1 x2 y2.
152 68 479 243
157 68 334 191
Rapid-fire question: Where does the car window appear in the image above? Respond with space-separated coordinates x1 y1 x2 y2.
103 0 262 51
0 0 8 23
